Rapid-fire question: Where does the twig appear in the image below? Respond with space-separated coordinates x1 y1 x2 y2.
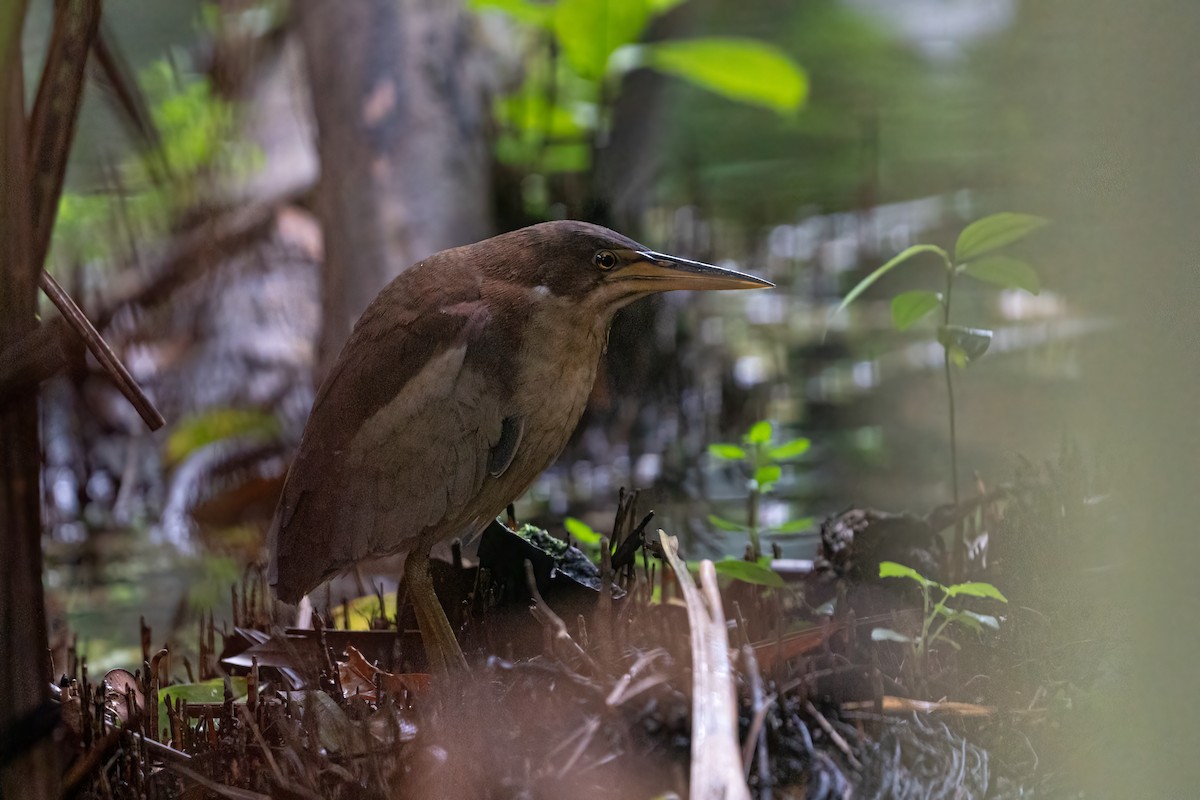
804 700 863 771
524 560 599 675
37 270 164 430
0 198 280 404
740 644 774 800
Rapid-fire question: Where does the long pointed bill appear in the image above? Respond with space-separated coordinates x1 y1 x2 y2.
613 250 774 292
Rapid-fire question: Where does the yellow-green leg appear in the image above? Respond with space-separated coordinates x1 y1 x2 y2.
405 546 468 675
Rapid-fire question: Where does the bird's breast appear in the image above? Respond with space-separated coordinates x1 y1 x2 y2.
508 300 608 473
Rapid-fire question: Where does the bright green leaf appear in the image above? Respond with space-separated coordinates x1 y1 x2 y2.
832 244 949 319
707 514 749 533
937 325 993 362
160 677 247 721
713 557 786 588
637 38 807 114
647 0 687 12
468 0 553 26
494 89 585 139
165 409 280 466
746 420 773 444
333 591 399 631
946 581 1009 602
564 517 602 545
553 0 651 80
769 438 811 460
879 560 933 588
708 443 747 461
890 290 942 331
754 465 782 486
871 628 912 644
960 256 1040 295
769 517 814 534
954 213 1049 262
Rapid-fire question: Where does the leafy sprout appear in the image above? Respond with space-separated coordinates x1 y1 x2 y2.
830 212 1049 503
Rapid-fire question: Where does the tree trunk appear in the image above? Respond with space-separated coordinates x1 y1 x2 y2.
296 0 493 376
0 2 59 797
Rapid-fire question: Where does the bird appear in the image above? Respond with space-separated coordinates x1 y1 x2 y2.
268 220 772 674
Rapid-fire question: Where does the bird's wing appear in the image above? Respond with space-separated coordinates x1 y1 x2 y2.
269 259 521 602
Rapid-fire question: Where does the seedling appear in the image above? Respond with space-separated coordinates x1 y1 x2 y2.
833 212 1049 502
708 419 813 562
871 561 1007 680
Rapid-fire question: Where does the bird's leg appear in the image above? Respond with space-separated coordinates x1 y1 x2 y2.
404 546 468 675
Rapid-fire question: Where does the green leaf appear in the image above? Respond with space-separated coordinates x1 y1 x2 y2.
637 38 807 114
960 256 1040 295
713 557 786 588
468 0 553 26
769 517 814 534
160 677 247 706
890 290 942 331
540 142 591 173
937 325 993 362
945 581 1009 602
564 517 602 545
953 609 1001 630
871 628 913 644
708 443 747 461
954 213 1049 262
878 561 933 588
553 0 651 80
494 89 585 139
745 420 773 444
754 465 782 486
648 0 688 12
832 244 948 318
769 438 811 460
165 409 280 466
707 514 749 533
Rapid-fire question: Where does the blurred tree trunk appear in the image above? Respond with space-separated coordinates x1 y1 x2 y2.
0 2 58 798
296 0 493 376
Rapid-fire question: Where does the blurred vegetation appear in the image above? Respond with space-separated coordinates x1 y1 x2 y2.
49 58 257 268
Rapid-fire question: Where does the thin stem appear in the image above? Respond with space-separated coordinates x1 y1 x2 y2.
748 488 761 560
942 261 959 504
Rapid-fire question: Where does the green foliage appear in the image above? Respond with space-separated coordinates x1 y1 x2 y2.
471 0 806 187
165 408 280 466
832 244 947 318
637 38 808 114
713 556 785 588
707 419 813 560
959 255 1040 295
954 212 1049 262
49 59 258 269
159 677 247 723
890 290 941 331
563 516 602 546
831 212 1048 501
872 560 1007 670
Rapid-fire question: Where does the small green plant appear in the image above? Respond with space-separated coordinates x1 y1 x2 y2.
833 212 1049 503
871 561 1007 678
563 515 604 561
707 420 813 561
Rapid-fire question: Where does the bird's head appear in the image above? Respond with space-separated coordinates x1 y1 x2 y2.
482 220 773 319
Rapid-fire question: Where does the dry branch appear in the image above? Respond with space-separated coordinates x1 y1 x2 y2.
658 530 750 800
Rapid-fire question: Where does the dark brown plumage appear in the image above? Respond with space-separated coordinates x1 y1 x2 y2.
268 220 770 672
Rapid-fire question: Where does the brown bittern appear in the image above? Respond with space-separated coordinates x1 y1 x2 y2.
268 221 771 673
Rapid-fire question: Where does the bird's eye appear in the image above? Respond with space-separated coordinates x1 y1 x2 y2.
594 250 618 271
